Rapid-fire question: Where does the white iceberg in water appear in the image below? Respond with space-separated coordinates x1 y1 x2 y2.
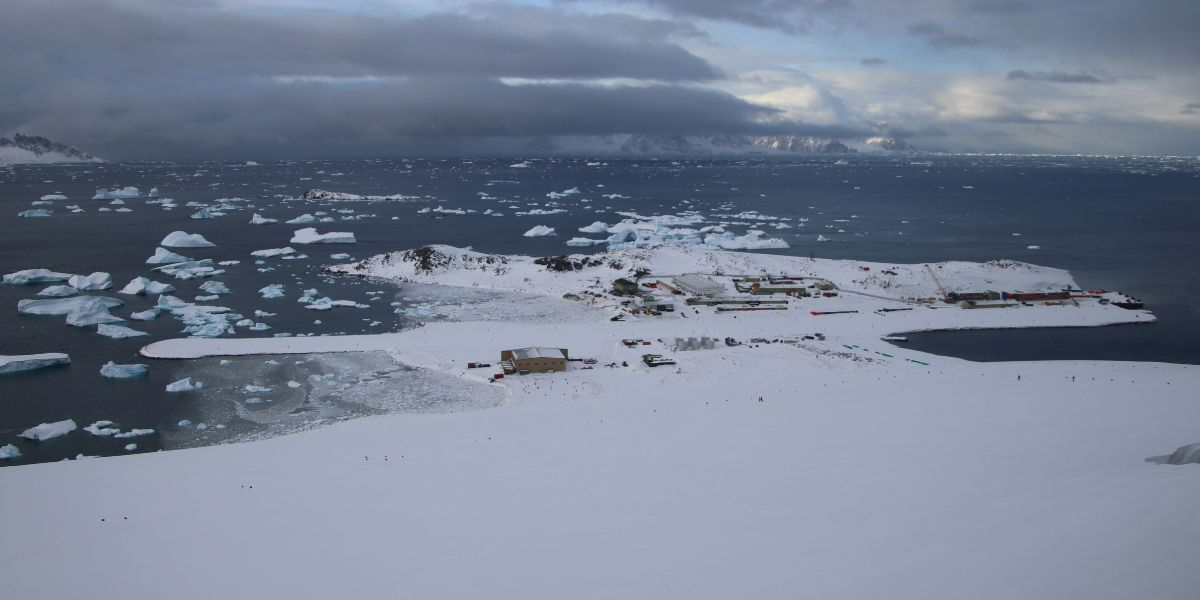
817 234 830 242
18 209 52 218
703 230 789 250
20 419 77 441
578 221 609 234
285 214 318 224
191 208 218 220
130 308 161 321
92 187 141 200
259 284 285 299
199 280 230 295
0 353 71 375
291 228 356 244
84 420 120 435
161 231 215 248
100 361 149 378
18 296 125 326
146 247 191 265
38 285 79 297
41 194 67 201
3 268 73 285
97 323 149 339
0 444 20 459
523 225 557 237
166 377 203 392
119 276 175 295
249 213 277 225
251 247 295 258
565 237 605 247
68 272 113 291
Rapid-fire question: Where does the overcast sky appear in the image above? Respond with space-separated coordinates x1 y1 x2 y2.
2 0 1198 158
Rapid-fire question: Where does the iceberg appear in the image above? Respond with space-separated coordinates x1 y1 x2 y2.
3 268 73 285
119 276 175 295
153 259 220 280
565 237 605 247
97 323 149 339
19 419 77 441
291 228 356 244
703 230 789 250
146 247 191 265
166 377 203 392
0 353 71 375
250 213 277 225
259 284 285 299
286 214 318 224
92 187 141 200
191 208 218 219
578 221 609 234
130 308 161 321
68 272 114 291
84 420 120 436
37 285 79 297
251 247 295 258
100 362 150 378
199 280 230 295
18 296 125 326
523 225 557 237
18 209 52 218
0 444 20 460
40 194 67 201
114 429 154 438
161 231 216 248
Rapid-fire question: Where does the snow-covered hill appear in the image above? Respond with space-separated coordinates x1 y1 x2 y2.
0 134 101 164
521 134 898 156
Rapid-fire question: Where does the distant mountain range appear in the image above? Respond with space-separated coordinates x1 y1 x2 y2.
522 134 918 156
0 134 102 164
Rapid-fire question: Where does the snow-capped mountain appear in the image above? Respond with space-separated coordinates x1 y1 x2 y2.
521 134 874 156
843 136 919 153
0 134 102 164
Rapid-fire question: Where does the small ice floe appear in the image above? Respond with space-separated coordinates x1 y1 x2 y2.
329 253 351 260
286 214 318 224
146 247 191 265
191 208 219 219
0 444 20 459
160 230 216 248
3 268 73 285
97 323 149 339
565 237 605 246
119 276 175 295
545 187 580 199
165 377 203 392
177 419 192 427
254 310 276 318
18 209 52 218
38 285 79 297
84 420 120 435
251 247 295 258
523 225 556 237
124 444 137 451
286 380 302 388
195 294 220 302
1027 245 1041 250
290 228 356 244
249 213 277 225
20 419 77 441
92 187 141 200
100 361 149 378
68 272 113 291
18 296 125 326
40 194 67 201
305 298 368 310
0 353 71 375
259 284 285 299
298 288 319 303
130 308 161 321
199 280 230 295
154 259 221 280
817 234 830 242
578 221 609 233
109 199 125 206
509 161 530 168
114 428 154 438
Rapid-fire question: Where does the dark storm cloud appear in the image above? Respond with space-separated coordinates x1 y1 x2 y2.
0 0 718 82
963 1 1034 15
859 57 887 66
906 22 983 49
1182 103 1200 115
564 0 853 34
9 77 853 160
1006 70 1106 84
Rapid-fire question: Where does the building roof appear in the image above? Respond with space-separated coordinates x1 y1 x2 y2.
673 273 724 295
509 347 567 360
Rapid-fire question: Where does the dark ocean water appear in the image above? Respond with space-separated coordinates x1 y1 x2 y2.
2 155 1198 465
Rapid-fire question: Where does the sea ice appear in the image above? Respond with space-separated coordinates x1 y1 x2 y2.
286 214 318 224
3 268 73 285
523 225 556 237
124 443 137 451
291 228 356 244
18 296 125 326
250 213 277 225
199 280 231 295
68 272 113 291
19 419 77 441
146 247 191 265
130 308 161 321
92 187 140 200
578 221 609 233
40 194 67 201
37 285 78 297
259 284 285 299
100 361 149 378
0 444 20 459
97 323 149 339
165 378 203 392
565 237 605 246
84 420 120 435
251 247 295 258
18 209 52 218
0 353 71 375
119 276 176 295
114 428 155 438
161 231 216 248
329 253 351 260
191 208 218 219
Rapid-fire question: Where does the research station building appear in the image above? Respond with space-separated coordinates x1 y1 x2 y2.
501 347 570 373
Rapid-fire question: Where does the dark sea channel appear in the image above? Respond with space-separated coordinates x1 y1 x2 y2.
2 155 1198 465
